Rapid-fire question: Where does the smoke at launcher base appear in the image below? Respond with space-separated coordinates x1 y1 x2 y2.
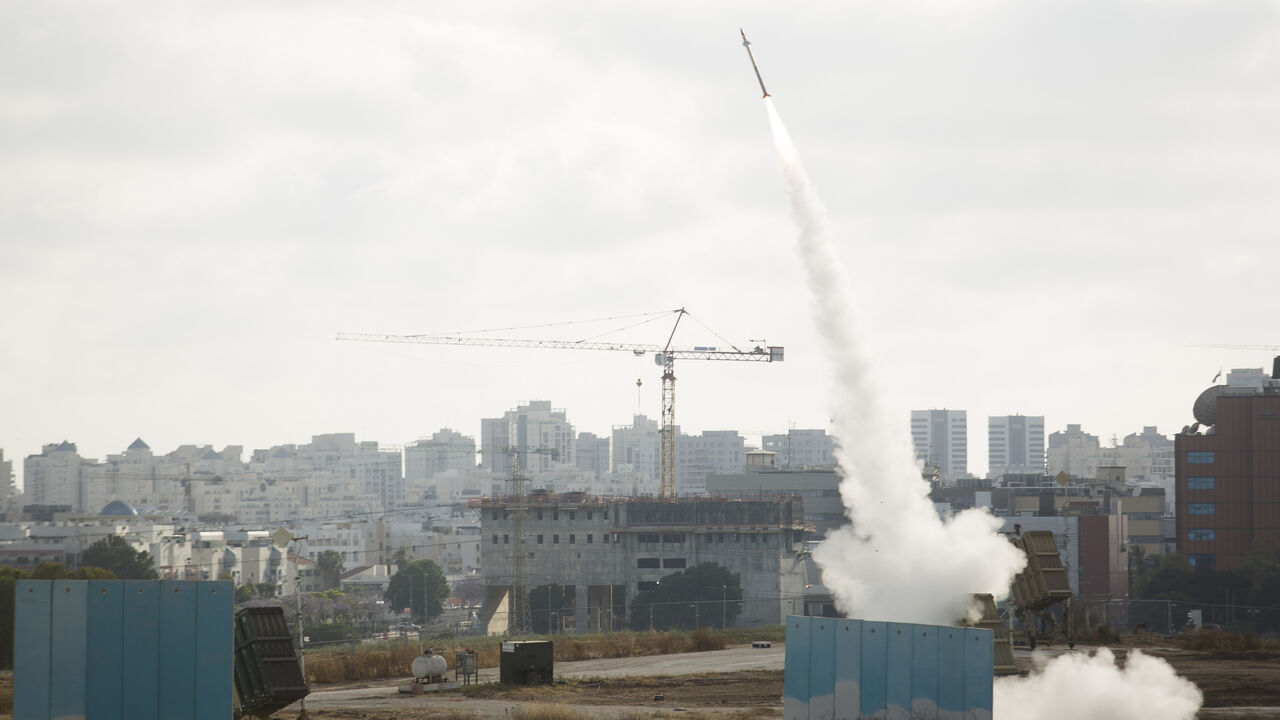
759 66 1202 720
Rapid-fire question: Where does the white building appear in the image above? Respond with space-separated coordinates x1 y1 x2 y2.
760 429 837 469
405 429 477 499
24 441 87 511
501 401 576 474
1046 424 1101 478
611 414 661 488
910 409 968 482
987 415 1046 478
575 432 610 479
676 430 746 495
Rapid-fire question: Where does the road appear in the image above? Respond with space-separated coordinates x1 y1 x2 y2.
305 644 784 712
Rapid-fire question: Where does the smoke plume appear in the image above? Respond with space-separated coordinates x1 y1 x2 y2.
763 96 1202 718
764 98 1025 625
993 648 1202 720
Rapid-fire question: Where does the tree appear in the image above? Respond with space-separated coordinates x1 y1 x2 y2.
80 536 158 579
628 562 743 631
317 550 345 590
391 548 411 571
384 559 449 621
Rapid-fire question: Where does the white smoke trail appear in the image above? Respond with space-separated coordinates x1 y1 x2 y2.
763 97 1203 718
764 98 1025 625
993 648 1202 720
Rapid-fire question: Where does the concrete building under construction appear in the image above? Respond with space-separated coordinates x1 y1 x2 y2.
475 494 809 634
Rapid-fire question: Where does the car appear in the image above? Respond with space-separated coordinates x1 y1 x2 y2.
751 640 772 649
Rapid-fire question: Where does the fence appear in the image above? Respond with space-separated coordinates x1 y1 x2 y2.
1083 597 1280 635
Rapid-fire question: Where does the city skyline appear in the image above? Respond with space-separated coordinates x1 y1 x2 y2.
4 3 1277 497
6 402 1186 491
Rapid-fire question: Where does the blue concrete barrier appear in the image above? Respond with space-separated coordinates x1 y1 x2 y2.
14 579 233 720
784 615 993 720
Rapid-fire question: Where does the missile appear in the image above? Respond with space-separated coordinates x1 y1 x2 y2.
740 28 770 98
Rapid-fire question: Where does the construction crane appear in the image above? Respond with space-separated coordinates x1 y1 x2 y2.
337 308 784 498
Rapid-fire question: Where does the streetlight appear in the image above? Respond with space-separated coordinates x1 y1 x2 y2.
722 585 727 629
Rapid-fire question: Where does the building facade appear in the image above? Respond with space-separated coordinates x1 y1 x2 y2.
477 495 808 632
987 415 1045 478
1176 363 1280 570
910 409 967 482
760 429 837 469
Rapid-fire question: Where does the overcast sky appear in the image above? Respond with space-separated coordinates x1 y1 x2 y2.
3 1 1278 487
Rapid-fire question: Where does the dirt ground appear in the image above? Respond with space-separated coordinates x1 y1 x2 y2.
299 643 1280 720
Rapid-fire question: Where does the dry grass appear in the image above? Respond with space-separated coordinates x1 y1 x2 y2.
509 704 589 720
305 626 781 685
305 641 425 684
1172 628 1280 654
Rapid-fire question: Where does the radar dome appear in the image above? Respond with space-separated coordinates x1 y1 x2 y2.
1193 385 1226 427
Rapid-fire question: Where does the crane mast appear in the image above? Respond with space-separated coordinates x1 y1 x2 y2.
338 309 783 498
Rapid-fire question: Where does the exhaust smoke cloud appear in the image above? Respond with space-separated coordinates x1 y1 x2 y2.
762 95 1202 718
994 648 1202 720
764 97 1025 625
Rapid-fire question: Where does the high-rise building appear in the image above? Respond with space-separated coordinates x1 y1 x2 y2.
405 429 477 496
611 415 662 488
910 410 967 481
575 432 610 479
675 430 745 495
1176 362 1280 570
1047 424 1101 478
761 429 837 469
987 415 1045 478
479 418 511 475
24 441 86 511
497 401 576 474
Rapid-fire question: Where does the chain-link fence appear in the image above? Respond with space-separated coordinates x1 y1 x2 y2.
1083 597 1280 635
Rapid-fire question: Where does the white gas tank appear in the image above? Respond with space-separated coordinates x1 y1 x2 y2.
412 653 448 679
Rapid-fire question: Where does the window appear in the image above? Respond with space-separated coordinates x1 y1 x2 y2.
503 510 510 519
637 557 661 568
1187 451 1215 464
638 580 659 591
603 534 610 544
1188 477 1215 490
662 533 686 543
569 511 576 520
663 558 687 569
569 534 576 544
553 509 559 520
587 511 593 520
1188 529 1216 541
492 511 499 520
1188 503 1215 516
638 533 660 544
492 535 498 544
587 534 593 544
503 534 509 544
537 510 543 520
1189 554 1216 567
537 535 544 544
717 534 724 543
553 534 560 544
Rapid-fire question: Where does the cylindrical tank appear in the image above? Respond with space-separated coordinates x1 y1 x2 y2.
412 653 448 679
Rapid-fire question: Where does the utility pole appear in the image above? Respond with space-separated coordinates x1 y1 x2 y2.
507 448 534 636
292 535 309 719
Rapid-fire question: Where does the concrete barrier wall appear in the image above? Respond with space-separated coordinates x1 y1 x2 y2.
783 615 993 720
14 579 233 720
